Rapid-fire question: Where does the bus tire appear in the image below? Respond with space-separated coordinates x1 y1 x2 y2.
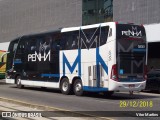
73 79 83 96
60 78 72 95
16 76 24 89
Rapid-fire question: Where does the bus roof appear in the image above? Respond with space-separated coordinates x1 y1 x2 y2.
11 29 61 42
61 22 115 33
10 22 144 42
61 22 144 33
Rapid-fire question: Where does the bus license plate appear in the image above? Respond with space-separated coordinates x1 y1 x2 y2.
129 84 135 88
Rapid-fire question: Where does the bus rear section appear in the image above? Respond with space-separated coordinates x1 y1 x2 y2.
109 23 147 92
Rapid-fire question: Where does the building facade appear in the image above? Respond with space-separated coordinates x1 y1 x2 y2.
0 0 82 43
0 0 160 44
113 0 160 24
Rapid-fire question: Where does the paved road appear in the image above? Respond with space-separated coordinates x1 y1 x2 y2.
0 80 160 120
0 100 98 120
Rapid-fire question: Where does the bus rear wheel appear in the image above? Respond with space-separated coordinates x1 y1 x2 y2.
73 79 83 96
60 78 72 95
16 76 24 89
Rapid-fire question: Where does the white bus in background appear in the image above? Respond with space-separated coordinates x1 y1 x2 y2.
145 24 160 69
0 42 10 79
0 42 10 51
144 23 160 92
6 22 147 96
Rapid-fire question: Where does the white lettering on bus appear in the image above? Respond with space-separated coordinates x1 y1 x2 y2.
28 51 50 62
138 45 145 48
122 27 142 37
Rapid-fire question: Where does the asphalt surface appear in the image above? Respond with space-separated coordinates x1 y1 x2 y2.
0 100 99 120
0 79 160 120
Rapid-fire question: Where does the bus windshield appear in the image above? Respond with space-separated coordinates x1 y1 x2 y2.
116 24 146 82
6 39 19 70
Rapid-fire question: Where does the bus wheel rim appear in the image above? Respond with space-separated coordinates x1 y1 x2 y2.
75 83 82 92
17 78 21 85
62 81 68 91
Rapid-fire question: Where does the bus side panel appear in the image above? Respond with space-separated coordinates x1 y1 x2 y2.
82 44 110 89
98 44 109 89
107 40 117 91
60 46 110 90
60 49 83 84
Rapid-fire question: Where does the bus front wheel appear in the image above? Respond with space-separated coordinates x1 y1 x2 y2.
60 78 72 95
16 76 24 89
73 79 83 96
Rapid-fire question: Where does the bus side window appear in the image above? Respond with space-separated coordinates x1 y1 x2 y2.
80 28 97 49
70 31 79 49
61 31 79 50
37 35 52 53
17 40 25 54
6 40 19 70
29 39 37 53
13 43 18 52
51 33 60 50
100 26 109 46
9 40 18 53
44 35 51 52
52 42 56 50
25 41 30 52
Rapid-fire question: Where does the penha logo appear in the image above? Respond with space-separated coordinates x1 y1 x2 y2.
28 42 51 62
28 51 50 62
122 26 142 37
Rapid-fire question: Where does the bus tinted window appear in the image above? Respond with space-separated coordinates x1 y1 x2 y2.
100 26 109 46
61 26 109 50
8 39 18 52
51 33 61 51
80 28 98 49
7 39 19 70
29 39 37 53
62 30 79 50
17 40 25 54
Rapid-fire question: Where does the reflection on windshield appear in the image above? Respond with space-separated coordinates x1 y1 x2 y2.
117 39 146 76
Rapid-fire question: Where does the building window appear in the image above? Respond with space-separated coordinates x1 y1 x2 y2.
82 0 113 25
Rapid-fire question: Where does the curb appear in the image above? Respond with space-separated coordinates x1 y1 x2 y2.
0 97 67 111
